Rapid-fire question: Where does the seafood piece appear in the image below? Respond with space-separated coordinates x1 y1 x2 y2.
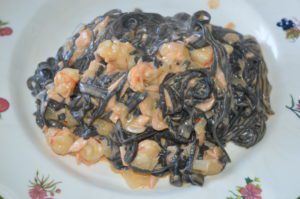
47 127 75 155
77 138 103 165
152 108 168 131
93 118 115 136
159 42 190 64
109 102 128 124
139 96 156 117
131 140 161 170
128 61 157 92
93 16 110 35
125 115 151 134
52 68 80 98
68 137 88 153
75 29 92 49
190 46 214 68
194 118 207 145
121 169 158 189
81 60 101 82
96 40 135 73
193 147 225 175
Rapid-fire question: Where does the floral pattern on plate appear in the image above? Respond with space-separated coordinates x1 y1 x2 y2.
0 20 13 37
286 95 300 118
29 171 61 199
0 98 10 119
227 177 262 199
277 18 300 41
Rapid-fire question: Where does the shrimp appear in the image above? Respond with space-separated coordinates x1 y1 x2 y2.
93 118 115 137
154 63 185 86
68 137 88 153
151 108 168 131
144 85 160 100
224 22 236 30
47 127 75 155
194 118 207 145
159 42 190 64
215 68 227 89
223 44 234 55
128 61 157 92
47 86 63 102
128 66 144 92
105 96 116 112
131 140 161 170
144 85 159 93
69 50 85 65
77 138 103 165
62 40 82 65
121 169 159 189
190 46 214 68
125 115 151 133
109 102 128 124
138 96 156 117
69 27 91 64
95 40 135 73
81 60 100 82
75 29 92 49
53 68 80 98
105 62 119 75
93 16 110 34
223 33 240 44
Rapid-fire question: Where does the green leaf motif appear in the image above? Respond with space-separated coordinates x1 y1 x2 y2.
227 177 262 199
296 196 300 199
286 95 300 119
245 177 253 184
291 95 295 108
0 195 4 199
0 20 8 27
254 177 260 182
29 170 62 197
226 177 262 199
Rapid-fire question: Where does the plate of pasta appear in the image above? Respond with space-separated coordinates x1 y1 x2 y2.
0 0 300 198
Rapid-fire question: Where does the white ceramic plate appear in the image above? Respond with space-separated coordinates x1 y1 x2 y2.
1 0 300 198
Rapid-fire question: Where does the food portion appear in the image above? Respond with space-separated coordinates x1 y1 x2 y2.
27 9 273 188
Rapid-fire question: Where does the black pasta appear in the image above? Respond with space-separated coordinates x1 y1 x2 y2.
27 9 273 188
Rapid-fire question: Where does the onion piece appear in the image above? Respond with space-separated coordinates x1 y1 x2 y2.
121 169 159 189
192 159 223 176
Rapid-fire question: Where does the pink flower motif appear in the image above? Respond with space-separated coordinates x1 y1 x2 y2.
296 99 300 110
239 183 262 199
29 185 47 199
0 20 13 37
0 98 9 113
55 188 61 194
